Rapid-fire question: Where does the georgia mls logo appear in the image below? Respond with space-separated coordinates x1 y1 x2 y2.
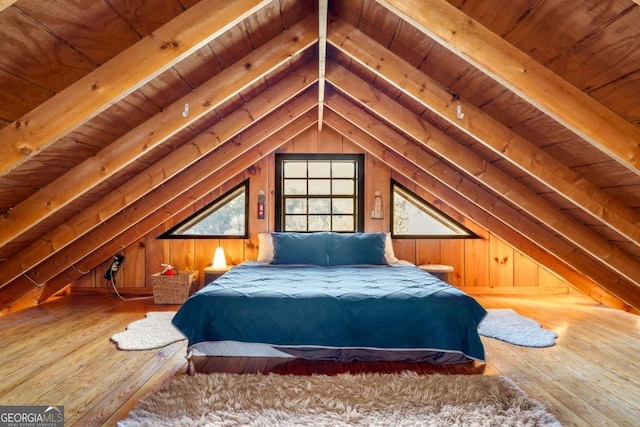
0 405 64 427
44 406 63 417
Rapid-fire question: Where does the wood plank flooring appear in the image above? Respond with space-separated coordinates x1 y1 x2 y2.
0 293 638 426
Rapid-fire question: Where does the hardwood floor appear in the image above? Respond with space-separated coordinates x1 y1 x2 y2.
0 292 638 426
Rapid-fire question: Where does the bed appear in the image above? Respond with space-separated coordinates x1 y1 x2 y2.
172 232 487 372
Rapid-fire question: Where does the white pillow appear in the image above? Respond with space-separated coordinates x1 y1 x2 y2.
257 232 274 262
385 232 398 263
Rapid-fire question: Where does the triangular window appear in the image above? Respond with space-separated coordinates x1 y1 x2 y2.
391 180 478 239
158 180 249 239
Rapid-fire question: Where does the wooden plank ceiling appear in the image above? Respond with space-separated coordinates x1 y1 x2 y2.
0 0 638 312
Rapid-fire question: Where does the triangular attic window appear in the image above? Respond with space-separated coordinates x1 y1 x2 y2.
391 180 478 239
158 180 249 239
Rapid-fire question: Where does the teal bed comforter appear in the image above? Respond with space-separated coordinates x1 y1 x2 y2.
172 262 486 362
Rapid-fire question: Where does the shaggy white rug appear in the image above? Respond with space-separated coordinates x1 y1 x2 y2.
118 372 562 426
111 312 185 350
478 308 558 347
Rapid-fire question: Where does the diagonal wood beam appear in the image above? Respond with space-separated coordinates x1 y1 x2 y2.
327 19 640 246
0 64 318 289
35 111 318 304
323 105 638 311
0 0 16 12
2 110 317 311
0 0 271 177
326 63 640 287
0 14 318 247
376 0 640 174
317 0 328 131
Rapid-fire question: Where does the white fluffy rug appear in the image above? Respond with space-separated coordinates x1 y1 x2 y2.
111 312 185 350
118 372 561 426
478 308 558 347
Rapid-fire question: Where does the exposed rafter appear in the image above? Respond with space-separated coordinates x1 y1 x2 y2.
0 14 319 247
317 0 329 131
36 110 318 303
323 101 639 311
376 0 640 175
0 0 16 13
0 0 638 315
0 65 318 292
327 19 640 247
0 0 271 177
327 63 640 288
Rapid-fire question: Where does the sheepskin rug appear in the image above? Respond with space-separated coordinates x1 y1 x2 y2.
118 372 561 426
111 312 185 350
479 308 558 347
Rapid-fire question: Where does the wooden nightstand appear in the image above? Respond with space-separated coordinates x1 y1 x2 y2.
419 264 454 283
204 265 231 285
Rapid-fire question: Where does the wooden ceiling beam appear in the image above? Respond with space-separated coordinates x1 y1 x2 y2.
2 110 316 310
376 0 640 174
323 104 638 311
0 0 271 177
0 14 318 247
0 0 16 12
317 0 328 131
35 111 317 304
327 19 640 247
0 65 318 290
327 63 640 288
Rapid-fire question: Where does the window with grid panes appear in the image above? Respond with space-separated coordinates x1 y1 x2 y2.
275 154 364 232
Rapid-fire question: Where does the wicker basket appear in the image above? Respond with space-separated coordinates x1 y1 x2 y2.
151 270 198 304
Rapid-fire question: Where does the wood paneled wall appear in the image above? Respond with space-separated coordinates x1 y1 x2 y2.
72 126 573 295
